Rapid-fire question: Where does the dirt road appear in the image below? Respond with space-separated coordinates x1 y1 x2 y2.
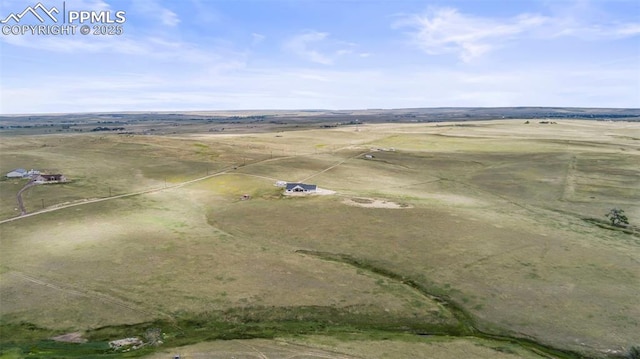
16 179 36 215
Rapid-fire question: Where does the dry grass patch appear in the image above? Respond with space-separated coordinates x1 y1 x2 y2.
145 336 549 359
211 196 639 353
290 335 550 359
1 188 452 332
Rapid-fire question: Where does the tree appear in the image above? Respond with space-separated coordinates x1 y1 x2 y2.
606 208 629 227
627 345 640 359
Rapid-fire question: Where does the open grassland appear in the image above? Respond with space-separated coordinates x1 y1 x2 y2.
0 134 268 219
1 120 639 358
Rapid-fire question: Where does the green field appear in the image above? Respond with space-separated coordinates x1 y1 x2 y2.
1 120 638 358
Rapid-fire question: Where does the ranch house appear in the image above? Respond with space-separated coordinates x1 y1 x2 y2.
285 183 317 193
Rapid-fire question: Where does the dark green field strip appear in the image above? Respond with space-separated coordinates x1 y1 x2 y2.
0 273 622 359
0 308 460 359
581 218 640 237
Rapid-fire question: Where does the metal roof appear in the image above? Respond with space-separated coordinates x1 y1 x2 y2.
285 182 317 191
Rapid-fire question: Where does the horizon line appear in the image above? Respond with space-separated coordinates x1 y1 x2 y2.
2 106 640 117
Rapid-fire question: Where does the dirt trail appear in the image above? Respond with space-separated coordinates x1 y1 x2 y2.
0 167 232 225
0 146 368 225
16 179 36 215
562 155 578 201
298 151 368 182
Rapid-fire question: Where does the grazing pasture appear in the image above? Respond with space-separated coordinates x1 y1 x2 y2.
0 119 638 358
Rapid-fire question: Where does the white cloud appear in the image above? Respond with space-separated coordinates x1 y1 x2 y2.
1 33 139 54
189 0 220 24
395 6 640 62
394 7 548 62
251 32 266 45
133 0 179 27
284 31 366 65
0 33 219 64
550 22 640 39
284 31 334 65
159 9 179 27
0 27 246 69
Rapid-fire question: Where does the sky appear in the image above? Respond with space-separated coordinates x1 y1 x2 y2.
0 0 638 114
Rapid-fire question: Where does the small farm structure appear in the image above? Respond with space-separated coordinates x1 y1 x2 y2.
34 174 67 184
285 183 317 193
109 337 143 349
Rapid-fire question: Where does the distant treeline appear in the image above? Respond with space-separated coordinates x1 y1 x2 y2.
90 127 126 132
1 108 638 130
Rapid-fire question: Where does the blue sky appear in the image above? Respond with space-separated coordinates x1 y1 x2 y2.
0 0 638 114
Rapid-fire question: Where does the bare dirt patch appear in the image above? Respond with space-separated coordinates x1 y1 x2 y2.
51 332 87 343
342 197 412 209
283 187 336 196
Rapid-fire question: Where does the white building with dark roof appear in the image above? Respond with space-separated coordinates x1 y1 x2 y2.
285 183 317 193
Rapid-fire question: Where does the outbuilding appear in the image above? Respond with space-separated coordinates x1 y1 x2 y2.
6 169 27 178
34 174 67 184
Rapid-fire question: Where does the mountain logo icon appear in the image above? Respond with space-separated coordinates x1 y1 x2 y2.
1 2 60 24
